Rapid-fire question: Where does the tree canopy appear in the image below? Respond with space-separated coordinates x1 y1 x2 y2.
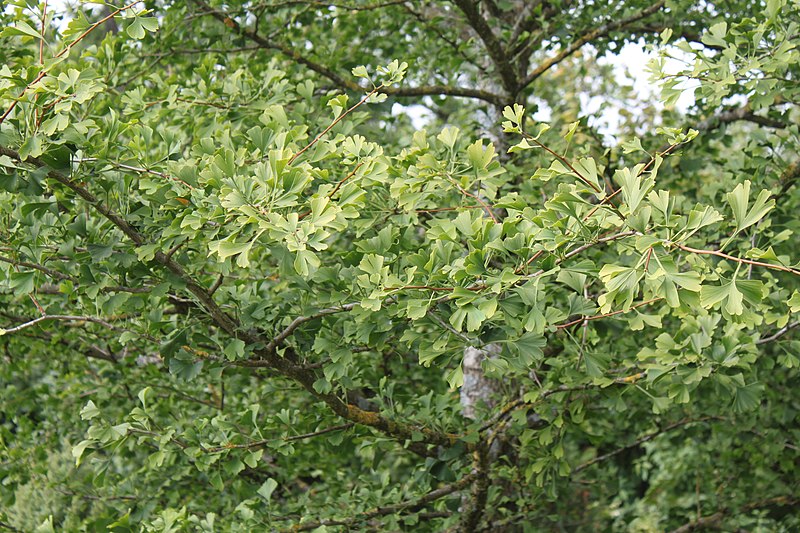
1 0 799 531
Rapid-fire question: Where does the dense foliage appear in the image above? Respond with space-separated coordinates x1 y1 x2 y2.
1 0 799 531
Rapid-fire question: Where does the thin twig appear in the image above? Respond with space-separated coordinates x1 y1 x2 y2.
556 298 662 329
574 417 718 472
285 473 477 531
672 242 800 276
523 134 602 194
0 255 71 280
77 158 194 189
289 85 383 165
39 1 48 65
757 321 800 344
204 422 355 453
265 303 358 352
298 161 365 220
446 176 498 223
0 314 120 335
520 1 666 88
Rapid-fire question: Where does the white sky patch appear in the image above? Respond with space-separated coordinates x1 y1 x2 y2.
589 42 697 141
394 42 699 141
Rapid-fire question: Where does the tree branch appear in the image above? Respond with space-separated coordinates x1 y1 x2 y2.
757 321 800 344
459 446 491 530
671 242 800 277
191 0 506 106
451 0 518 96
265 303 358 352
696 105 786 131
0 143 461 453
574 417 718 473
286 472 477 531
669 496 799 533
0 314 121 336
520 1 666 89
0 255 72 281
204 422 355 453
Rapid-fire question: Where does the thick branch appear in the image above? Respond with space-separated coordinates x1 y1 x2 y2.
451 0 518 96
459 447 491 530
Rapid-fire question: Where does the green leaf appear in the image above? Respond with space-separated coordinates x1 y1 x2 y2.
140 17 159 32
615 164 655 215
726 181 774 234
19 135 44 160
700 277 763 316
732 382 763 412
72 440 94 466
512 333 546 361
126 18 147 39
351 65 369 78
80 400 101 420
9 271 36 295
1 20 43 40
244 449 263 468
584 351 609 377
257 478 278 502
446 365 464 389
224 339 246 361
209 239 253 264
169 352 203 380
437 126 459 149
702 21 728 47
789 290 800 313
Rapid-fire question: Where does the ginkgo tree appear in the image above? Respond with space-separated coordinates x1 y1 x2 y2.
1 0 799 531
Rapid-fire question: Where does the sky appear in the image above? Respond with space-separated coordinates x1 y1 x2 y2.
394 41 696 141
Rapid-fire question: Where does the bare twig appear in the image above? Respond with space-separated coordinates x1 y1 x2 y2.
265 303 358 352
0 314 120 335
0 255 71 281
757 321 800 344
285 472 477 531
574 417 718 472
672 242 800 276
39 1 48 65
77 158 194 189
556 298 662 329
204 422 355 453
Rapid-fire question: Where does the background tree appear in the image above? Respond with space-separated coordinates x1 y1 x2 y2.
1 0 798 531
